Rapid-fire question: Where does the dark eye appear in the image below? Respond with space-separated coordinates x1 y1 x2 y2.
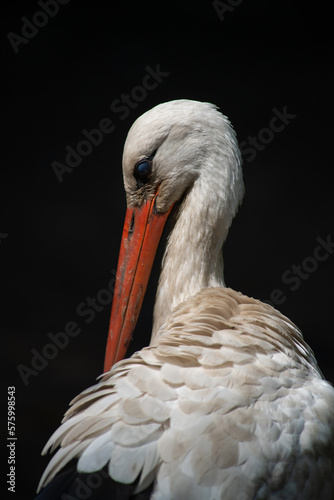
134 159 151 188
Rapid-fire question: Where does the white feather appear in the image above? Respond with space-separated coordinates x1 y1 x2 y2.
77 433 115 472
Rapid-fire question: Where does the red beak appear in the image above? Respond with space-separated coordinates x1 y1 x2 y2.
104 190 173 372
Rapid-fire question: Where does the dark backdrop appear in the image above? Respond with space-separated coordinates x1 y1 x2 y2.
1 1 333 497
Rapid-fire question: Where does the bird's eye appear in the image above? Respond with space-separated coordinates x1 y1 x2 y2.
134 159 151 188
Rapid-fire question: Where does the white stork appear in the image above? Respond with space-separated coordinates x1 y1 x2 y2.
37 100 334 499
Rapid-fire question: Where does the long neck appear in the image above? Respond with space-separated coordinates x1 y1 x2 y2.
151 175 232 342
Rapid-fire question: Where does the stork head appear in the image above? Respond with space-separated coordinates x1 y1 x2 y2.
122 99 243 214
104 100 244 371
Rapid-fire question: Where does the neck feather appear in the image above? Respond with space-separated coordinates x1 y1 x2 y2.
151 174 233 341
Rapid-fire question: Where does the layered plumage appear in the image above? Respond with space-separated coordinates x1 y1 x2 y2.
37 100 334 499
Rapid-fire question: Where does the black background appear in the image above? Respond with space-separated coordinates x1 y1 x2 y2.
1 1 333 497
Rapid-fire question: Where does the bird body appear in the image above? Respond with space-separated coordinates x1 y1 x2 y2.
37 100 334 499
